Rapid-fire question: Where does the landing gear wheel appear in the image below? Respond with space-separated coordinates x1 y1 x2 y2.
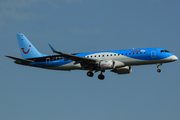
157 69 161 73
98 74 105 80
157 65 160 69
156 63 162 73
87 71 94 77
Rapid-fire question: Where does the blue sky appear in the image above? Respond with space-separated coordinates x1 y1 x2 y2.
0 0 180 120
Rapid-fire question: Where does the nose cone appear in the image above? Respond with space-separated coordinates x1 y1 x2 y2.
171 55 178 61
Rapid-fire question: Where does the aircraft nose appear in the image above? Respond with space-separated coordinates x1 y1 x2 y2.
171 55 178 61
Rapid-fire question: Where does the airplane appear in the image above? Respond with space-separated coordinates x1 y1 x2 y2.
6 33 178 80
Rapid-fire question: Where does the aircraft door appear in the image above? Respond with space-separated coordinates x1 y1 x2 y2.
151 50 156 58
46 58 50 65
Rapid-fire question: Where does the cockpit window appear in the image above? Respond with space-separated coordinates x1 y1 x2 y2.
160 50 164 53
164 50 170 52
161 50 170 53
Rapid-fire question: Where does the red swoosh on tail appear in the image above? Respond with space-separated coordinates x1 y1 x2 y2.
21 48 30 54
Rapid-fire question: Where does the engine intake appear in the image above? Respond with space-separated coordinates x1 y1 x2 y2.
99 60 114 70
99 60 125 70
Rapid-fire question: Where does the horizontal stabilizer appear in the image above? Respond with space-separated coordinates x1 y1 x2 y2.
5 55 34 63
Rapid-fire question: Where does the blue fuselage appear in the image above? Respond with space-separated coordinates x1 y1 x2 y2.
21 48 177 71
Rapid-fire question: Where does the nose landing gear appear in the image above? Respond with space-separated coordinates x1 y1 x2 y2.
157 63 162 73
157 68 161 73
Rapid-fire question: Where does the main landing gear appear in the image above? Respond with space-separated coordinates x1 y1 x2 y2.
157 63 162 73
98 72 105 80
87 71 94 77
87 71 105 80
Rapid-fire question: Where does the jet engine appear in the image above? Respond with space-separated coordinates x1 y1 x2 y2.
111 66 132 74
99 60 125 70
99 60 114 70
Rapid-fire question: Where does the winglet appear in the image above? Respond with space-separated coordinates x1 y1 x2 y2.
48 44 58 53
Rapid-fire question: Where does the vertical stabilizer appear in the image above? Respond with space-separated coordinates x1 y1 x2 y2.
17 33 47 59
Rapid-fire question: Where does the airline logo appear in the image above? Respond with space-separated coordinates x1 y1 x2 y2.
21 45 31 54
141 50 146 52
131 50 146 53
131 50 140 53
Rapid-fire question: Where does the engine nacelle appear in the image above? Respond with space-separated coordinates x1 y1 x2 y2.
99 60 114 70
111 66 132 74
113 60 125 68
99 60 125 70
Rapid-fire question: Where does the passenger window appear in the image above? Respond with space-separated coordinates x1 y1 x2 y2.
114 54 116 56
144 52 145 54
129 53 131 55
136 52 138 54
125 53 127 55
140 52 142 54
122 53 123 55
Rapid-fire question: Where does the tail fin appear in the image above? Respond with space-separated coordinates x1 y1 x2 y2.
17 33 47 59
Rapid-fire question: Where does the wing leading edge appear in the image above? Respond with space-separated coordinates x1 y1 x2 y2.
48 44 98 64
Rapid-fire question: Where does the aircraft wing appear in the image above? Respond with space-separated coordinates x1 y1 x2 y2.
48 44 98 64
5 55 34 63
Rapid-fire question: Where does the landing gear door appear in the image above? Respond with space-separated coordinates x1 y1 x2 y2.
151 50 156 58
46 58 50 65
